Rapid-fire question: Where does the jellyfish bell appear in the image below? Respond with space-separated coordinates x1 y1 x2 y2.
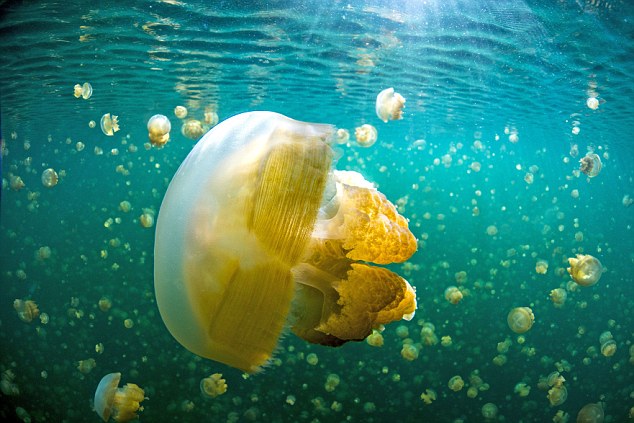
579 153 602 177
507 307 534 334
181 119 205 140
81 82 93 99
354 124 378 147
147 114 171 147
94 372 145 423
100 113 120 136
375 87 406 123
174 105 188 119
41 168 58 188
576 403 604 423
567 254 603 286
154 111 417 373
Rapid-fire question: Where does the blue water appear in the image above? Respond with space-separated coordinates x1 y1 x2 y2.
1 0 633 422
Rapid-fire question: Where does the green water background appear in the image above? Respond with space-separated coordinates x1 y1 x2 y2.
1 0 633 422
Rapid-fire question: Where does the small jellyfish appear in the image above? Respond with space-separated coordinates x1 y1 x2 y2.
401 343 419 361
354 124 378 147
181 119 205 140
548 385 568 406
567 254 603 287
94 372 145 422
139 209 155 228
174 105 188 119
420 389 436 405
81 82 93 99
41 168 58 188
550 288 567 307
448 376 464 392
375 87 406 123
444 286 463 305
100 113 120 136
200 373 227 398
576 403 604 423
535 260 548 274
586 97 599 110
481 403 498 419
77 358 96 374
154 112 417 372
147 114 171 147
579 153 602 178
13 299 39 323
507 307 534 334
335 128 350 144
365 331 384 347
73 84 82 98
204 107 219 126
600 340 616 357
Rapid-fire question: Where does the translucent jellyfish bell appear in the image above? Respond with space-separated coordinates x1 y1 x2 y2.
354 124 378 147
100 113 120 136
154 112 417 372
576 403 604 423
507 307 534 334
94 372 145 422
147 114 171 147
375 87 406 123
567 254 603 287
579 153 602 177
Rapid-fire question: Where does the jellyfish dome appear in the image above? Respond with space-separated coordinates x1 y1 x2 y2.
375 87 406 123
94 372 145 422
567 254 603 286
154 112 417 372
576 403 604 423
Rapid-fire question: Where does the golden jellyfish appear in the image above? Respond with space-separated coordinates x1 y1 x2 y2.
74 82 92 99
507 307 534 334
375 87 406 123
204 108 219 126
200 373 227 398
181 119 205 140
600 340 616 357
586 97 599 110
335 128 350 144
139 210 155 228
576 403 604 423
579 153 602 177
444 286 463 304
550 288 567 307
548 385 568 406
567 254 603 287
77 358 96 374
174 105 188 119
354 123 378 147
147 114 171 147
448 376 464 392
13 299 39 323
73 84 82 98
154 112 417 372
481 403 498 419
41 168 58 188
100 113 120 136
366 331 384 347
93 372 145 422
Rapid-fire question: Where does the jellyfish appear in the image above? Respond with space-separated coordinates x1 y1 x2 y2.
354 124 378 147
507 307 534 334
154 112 417 372
448 376 464 392
576 403 604 423
174 105 188 119
200 373 227 398
41 168 58 188
93 372 145 422
579 153 602 177
335 128 350 144
181 119 204 140
100 113 120 136
444 286 463 304
375 88 405 123
481 403 498 419
80 82 93 99
13 299 39 323
147 114 171 147
567 254 603 287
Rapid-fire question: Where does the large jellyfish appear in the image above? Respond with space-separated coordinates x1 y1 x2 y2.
154 111 417 372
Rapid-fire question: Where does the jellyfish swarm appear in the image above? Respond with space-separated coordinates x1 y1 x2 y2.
94 373 145 422
154 112 417 373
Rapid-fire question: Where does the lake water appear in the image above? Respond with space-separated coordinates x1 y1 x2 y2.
1 0 633 422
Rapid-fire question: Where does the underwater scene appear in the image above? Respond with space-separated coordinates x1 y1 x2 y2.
1 0 633 422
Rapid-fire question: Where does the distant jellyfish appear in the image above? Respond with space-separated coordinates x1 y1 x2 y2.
481 403 498 419
174 105 188 119
567 254 603 287
100 113 120 136
576 403 604 423
448 376 464 392
13 299 39 323
204 107 219 126
335 128 350 144
507 307 534 334
139 209 155 228
73 84 83 98
147 114 171 147
586 97 599 110
200 373 227 398
81 82 93 99
354 124 378 147
93 372 145 422
154 112 417 372
375 87 406 123
549 288 567 307
579 153 602 177
181 119 205 140
41 168 58 188
444 286 463 304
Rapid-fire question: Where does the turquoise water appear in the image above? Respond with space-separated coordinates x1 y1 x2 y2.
1 0 633 422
